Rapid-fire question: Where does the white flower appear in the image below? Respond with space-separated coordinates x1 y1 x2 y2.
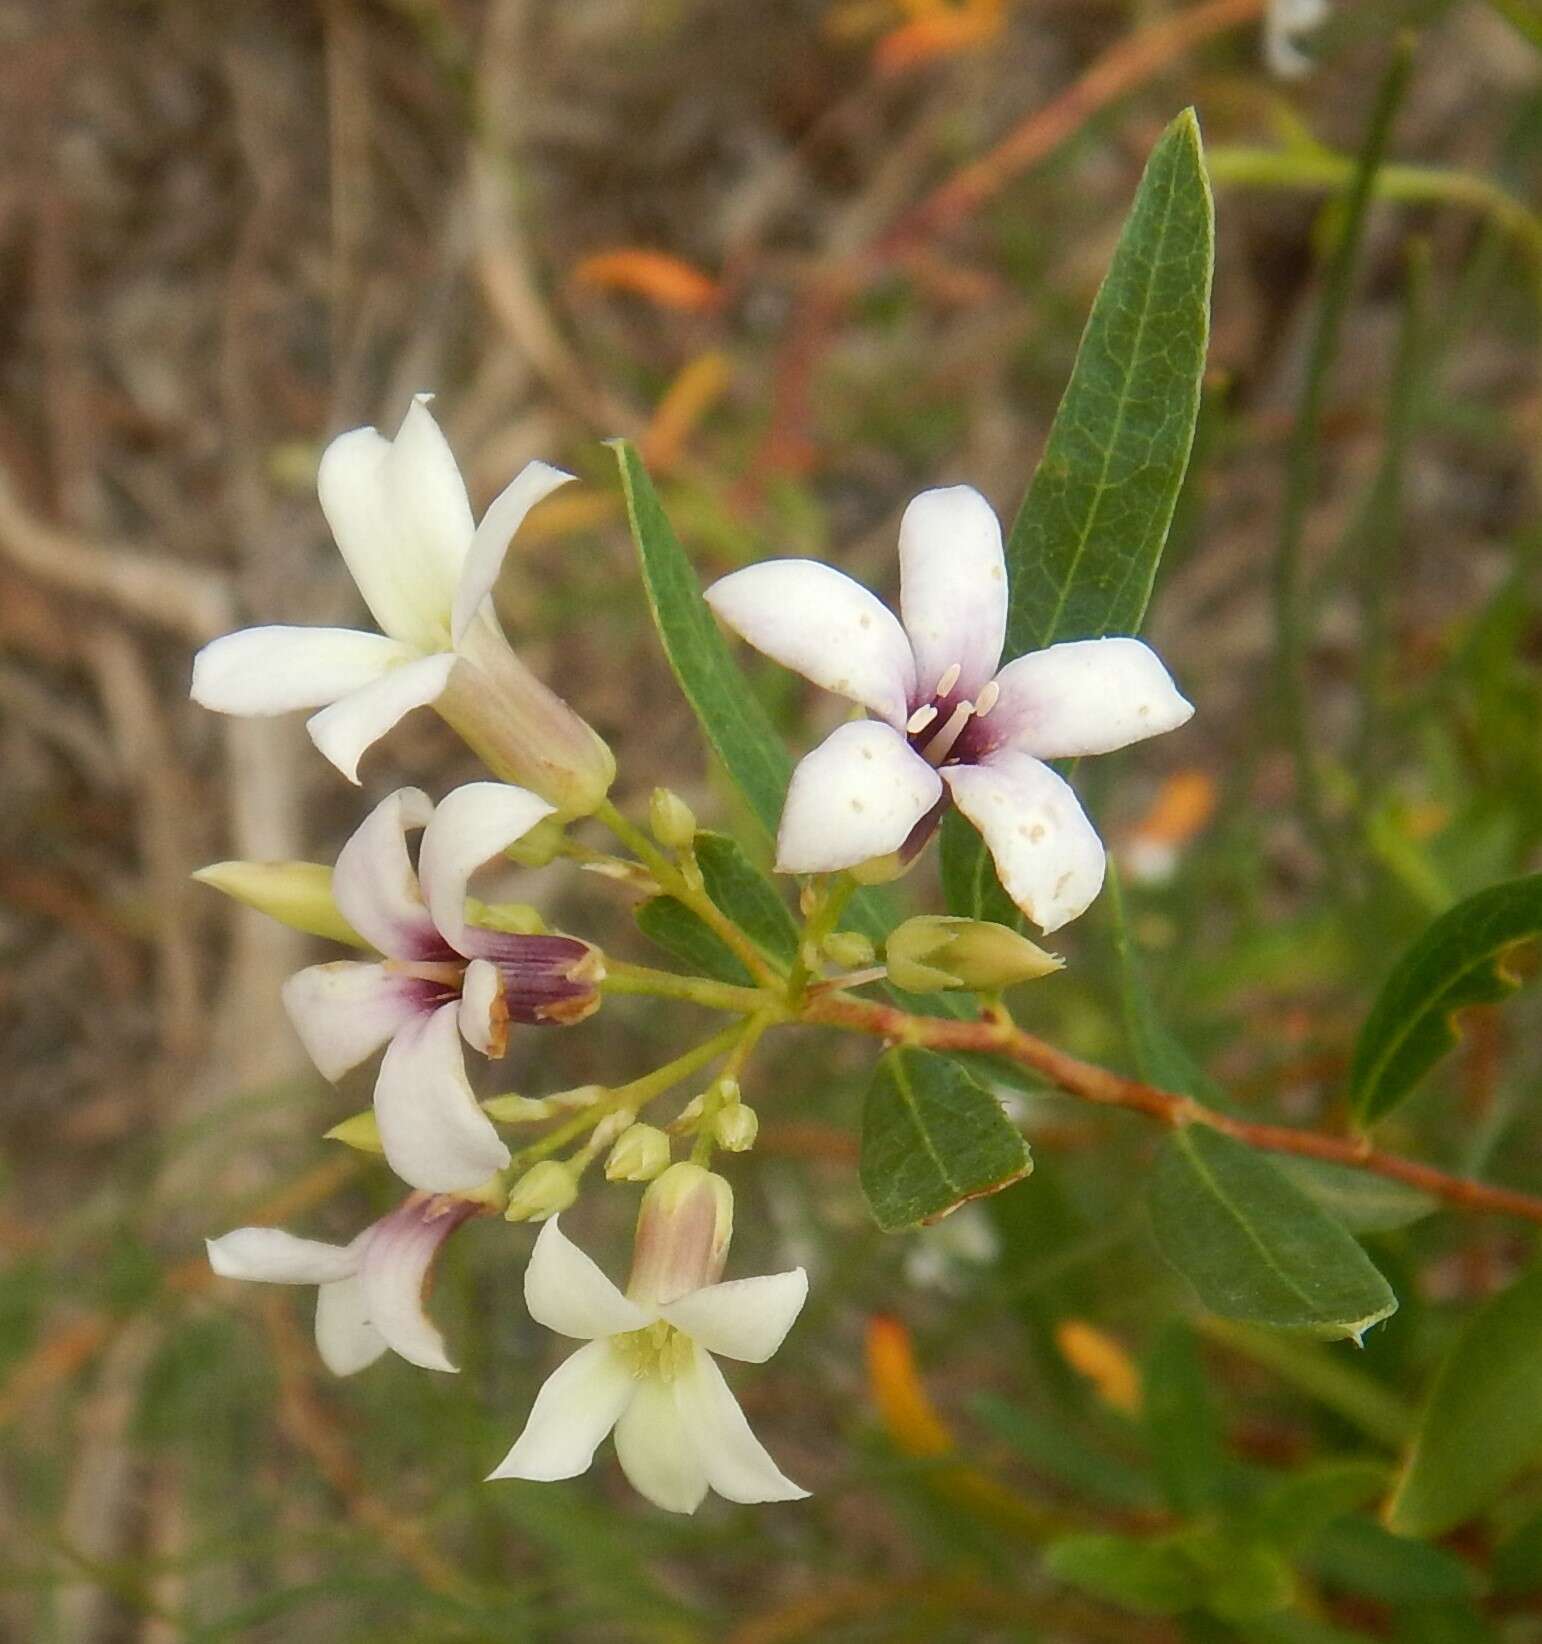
206 1192 482 1374
1263 0 1329 79
281 784 604 1194
190 397 614 813
489 1173 808 1513
705 486 1193 931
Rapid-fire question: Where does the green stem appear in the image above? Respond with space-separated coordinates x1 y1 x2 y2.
690 1010 775 1165
786 874 858 1002
603 958 771 1015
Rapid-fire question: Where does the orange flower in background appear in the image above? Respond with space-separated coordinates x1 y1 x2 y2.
874 0 1007 74
1054 1319 1142 1415
571 248 723 314
1118 768 1218 884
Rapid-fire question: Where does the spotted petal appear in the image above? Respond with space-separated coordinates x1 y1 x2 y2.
487 1339 636 1482
190 626 410 716
329 788 443 960
898 485 1007 702
680 1345 808 1504
306 652 458 785
663 1269 808 1364
417 782 555 957
614 1372 709 1514
451 460 575 646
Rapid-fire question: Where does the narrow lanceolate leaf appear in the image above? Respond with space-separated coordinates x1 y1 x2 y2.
1387 1261 1542 1539
1350 872 1542 1126
860 1048 1031 1231
635 897 753 987
692 832 799 967
611 441 791 841
1147 1125 1397 1341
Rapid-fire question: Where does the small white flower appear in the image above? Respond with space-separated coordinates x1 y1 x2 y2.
206 1192 482 1374
705 486 1193 931
1263 0 1329 79
281 784 603 1194
489 1196 808 1513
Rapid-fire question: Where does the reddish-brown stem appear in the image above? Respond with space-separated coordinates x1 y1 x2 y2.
803 994 1542 1227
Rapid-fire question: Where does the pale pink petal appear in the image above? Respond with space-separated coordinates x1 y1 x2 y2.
451 460 575 647
314 1276 388 1376
329 788 443 960
679 1346 807 1504
705 561 915 729
775 721 941 875
305 653 458 785
357 1195 478 1373
898 486 1008 701
206 1227 358 1285
416 782 555 956
614 1373 708 1514
986 638 1194 759
457 958 504 1057
662 1270 808 1364
190 626 409 716
942 751 1105 934
373 1002 511 1193
486 1340 636 1482
524 1218 650 1341
281 961 436 1081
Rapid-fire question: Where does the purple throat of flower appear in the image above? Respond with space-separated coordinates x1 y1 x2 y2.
896 663 1007 862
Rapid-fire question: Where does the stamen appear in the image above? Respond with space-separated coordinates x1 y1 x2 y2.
922 699 974 766
975 680 1000 717
935 662 962 699
906 703 939 735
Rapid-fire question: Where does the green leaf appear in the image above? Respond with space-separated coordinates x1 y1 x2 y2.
1147 1124 1397 1341
1044 1533 1204 1616
1386 1261 1542 1538
1143 1322 1224 1515
1303 1516 1482 1605
970 1393 1160 1512
939 810 1024 928
1350 872 1542 1125
635 897 752 986
859 1048 1032 1231
611 440 791 840
1250 1460 1389 1553
1181 1532 1296 1622
1273 1158 1437 1234
693 831 798 966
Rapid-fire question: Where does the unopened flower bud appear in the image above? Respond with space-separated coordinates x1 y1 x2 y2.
504 1160 578 1222
193 860 365 947
324 1109 384 1153
887 915 1062 993
482 1093 556 1123
648 787 697 851
713 1103 759 1153
850 850 907 885
627 1162 734 1305
502 816 568 868
822 930 875 969
605 1122 671 1182
481 934 605 1031
465 899 548 936
548 1083 607 1111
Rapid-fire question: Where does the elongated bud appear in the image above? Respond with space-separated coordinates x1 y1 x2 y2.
466 899 548 935
605 1122 671 1182
193 861 365 948
481 1093 556 1123
504 1160 578 1222
475 934 605 1038
503 816 568 869
648 788 697 850
437 621 616 820
626 1162 733 1305
713 1104 758 1153
325 1110 384 1153
822 930 875 969
887 915 1062 993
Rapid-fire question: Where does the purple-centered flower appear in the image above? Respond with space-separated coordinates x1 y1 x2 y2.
705 486 1194 931
283 783 604 1194
206 1192 483 1374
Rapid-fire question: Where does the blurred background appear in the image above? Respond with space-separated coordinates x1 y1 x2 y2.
1 1 1539 1639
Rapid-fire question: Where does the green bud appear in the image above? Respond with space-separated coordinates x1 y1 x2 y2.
886 915 1062 993
193 860 366 947
481 1093 556 1123
324 1110 383 1153
648 787 697 850
713 1104 759 1153
502 816 568 869
605 1122 671 1182
504 1160 578 1222
822 929 876 969
849 850 907 885
464 898 548 936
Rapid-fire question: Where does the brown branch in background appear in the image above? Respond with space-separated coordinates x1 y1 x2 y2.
804 994 1542 1227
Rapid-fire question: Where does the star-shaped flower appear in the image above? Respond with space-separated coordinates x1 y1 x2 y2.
705 485 1193 931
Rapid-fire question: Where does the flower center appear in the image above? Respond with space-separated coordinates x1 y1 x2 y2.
614 1320 694 1382
906 665 1000 767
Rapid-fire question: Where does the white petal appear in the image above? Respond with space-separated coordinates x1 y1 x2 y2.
663 1270 808 1364
524 1218 650 1340
705 561 915 729
329 788 443 960
987 638 1194 759
357 1196 476 1373
451 460 575 647
281 961 434 1081
317 400 471 650
943 751 1105 934
613 1373 708 1514
775 721 941 875
306 653 458 785
190 626 409 716
457 958 504 1057
206 1227 358 1285
487 1340 635 1482
373 1002 511 1192
679 1346 807 1504
416 782 555 956
898 486 1007 701
315 1275 388 1376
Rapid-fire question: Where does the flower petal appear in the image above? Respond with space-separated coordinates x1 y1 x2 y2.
373 1002 511 1192
206 1227 359 1285
317 400 472 650
986 638 1194 760
775 721 942 875
524 1217 650 1340
614 1373 708 1514
190 626 409 716
357 1195 478 1373
705 561 915 729
451 460 575 647
487 1340 635 1482
306 652 458 785
942 751 1105 934
281 961 436 1081
329 787 444 960
662 1269 808 1364
314 1275 388 1376
679 1345 808 1504
898 485 1007 701
457 958 505 1057
416 782 555 956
